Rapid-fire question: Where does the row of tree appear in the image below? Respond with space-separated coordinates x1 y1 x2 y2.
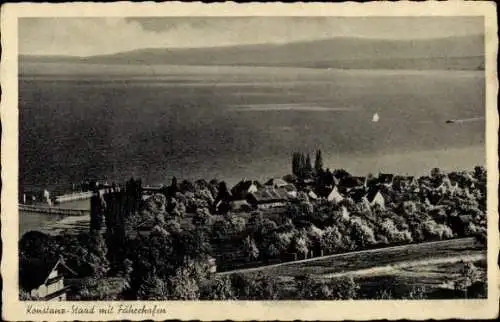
291 150 324 179
19 164 487 300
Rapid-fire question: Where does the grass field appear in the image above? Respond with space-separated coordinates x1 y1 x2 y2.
218 237 486 299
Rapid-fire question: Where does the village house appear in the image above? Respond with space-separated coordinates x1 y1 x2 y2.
392 175 418 191
283 184 298 198
418 176 433 188
264 178 289 188
327 186 344 204
20 256 77 301
327 172 340 187
207 256 217 275
19 189 52 205
230 199 252 212
347 187 368 204
433 175 455 195
366 188 386 210
377 173 394 188
339 176 366 192
346 186 385 210
307 189 319 201
452 171 478 188
230 179 261 200
340 205 350 221
246 187 290 210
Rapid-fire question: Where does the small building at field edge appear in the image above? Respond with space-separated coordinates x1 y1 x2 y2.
20 256 77 301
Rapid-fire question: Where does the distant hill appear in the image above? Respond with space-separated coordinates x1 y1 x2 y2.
20 35 484 70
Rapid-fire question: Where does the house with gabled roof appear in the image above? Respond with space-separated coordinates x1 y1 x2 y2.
265 178 288 188
347 187 367 203
282 184 298 198
377 173 394 187
247 187 290 210
434 175 454 195
19 256 77 301
231 199 252 212
339 176 366 192
408 176 418 186
307 189 319 201
230 179 261 200
418 176 432 187
393 175 418 191
327 186 344 204
366 187 386 210
340 205 350 221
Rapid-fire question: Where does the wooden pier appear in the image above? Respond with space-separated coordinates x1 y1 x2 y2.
19 204 90 217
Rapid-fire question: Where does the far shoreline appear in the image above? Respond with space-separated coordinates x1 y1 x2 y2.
18 61 485 77
20 145 485 192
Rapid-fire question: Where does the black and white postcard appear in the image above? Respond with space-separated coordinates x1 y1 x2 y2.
1 1 498 321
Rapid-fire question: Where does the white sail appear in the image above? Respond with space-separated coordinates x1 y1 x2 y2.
372 113 380 123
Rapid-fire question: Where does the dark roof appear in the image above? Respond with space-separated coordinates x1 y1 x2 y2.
392 176 417 187
378 174 394 184
248 187 289 204
340 176 365 189
43 285 72 300
231 180 260 199
348 188 367 203
366 187 383 203
19 257 76 291
265 178 288 187
315 185 333 198
458 215 473 224
418 176 432 185
283 184 297 192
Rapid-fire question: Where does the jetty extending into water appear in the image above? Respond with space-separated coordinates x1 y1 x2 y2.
54 191 94 204
19 187 120 217
19 204 89 216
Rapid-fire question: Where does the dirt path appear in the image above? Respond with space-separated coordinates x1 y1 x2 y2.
321 253 485 278
216 238 480 276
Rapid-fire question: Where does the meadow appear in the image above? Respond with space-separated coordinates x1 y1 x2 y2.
219 238 486 299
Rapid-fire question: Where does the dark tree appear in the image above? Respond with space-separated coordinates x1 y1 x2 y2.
333 168 351 181
90 188 105 232
430 168 444 185
19 231 60 261
314 149 324 175
216 181 231 201
305 154 313 175
292 152 302 177
179 180 196 193
164 176 178 197
125 177 142 214
473 166 486 181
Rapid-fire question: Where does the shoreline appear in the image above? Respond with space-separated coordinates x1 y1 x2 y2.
19 61 485 77
20 145 485 191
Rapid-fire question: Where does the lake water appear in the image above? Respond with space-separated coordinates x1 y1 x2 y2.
18 199 91 237
19 212 90 237
19 63 485 191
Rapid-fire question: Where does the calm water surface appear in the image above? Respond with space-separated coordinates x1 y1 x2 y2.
19 63 485 190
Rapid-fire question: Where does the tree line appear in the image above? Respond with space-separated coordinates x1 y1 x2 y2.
19 163 487 300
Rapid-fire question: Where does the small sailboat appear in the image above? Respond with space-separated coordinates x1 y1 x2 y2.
372 112 380 123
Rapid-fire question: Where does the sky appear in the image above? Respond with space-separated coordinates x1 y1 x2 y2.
19 16 484 57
